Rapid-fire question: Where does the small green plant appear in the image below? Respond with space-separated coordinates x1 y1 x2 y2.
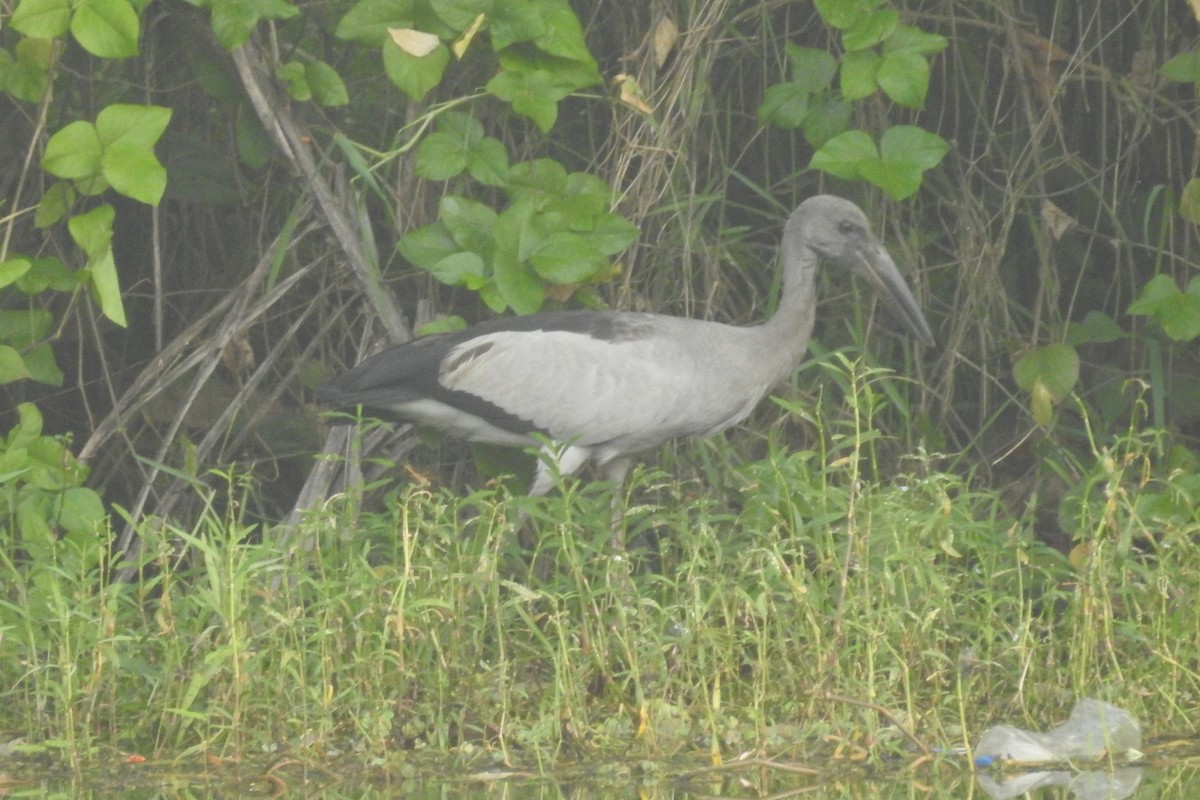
7 2 173 330
3 0 173 565
400 143 640 315
758 0 950 200
0 404 106 582
0 257 80 386
0 406 109 769
1015 266 1200 431
325 0 637 314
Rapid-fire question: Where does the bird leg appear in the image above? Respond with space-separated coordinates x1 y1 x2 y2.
601 456 633 551
516 443 590 552
527 446 633 551
528 443 591 496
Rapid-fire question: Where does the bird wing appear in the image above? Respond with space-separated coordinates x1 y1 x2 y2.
437 314 764 452
319 311 768 454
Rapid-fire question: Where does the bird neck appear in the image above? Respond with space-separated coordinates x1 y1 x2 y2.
757 236 819 369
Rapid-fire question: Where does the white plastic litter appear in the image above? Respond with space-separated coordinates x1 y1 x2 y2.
974 698 1142 767
976 766 1144 800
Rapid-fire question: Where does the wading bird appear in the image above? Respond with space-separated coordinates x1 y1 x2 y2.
319 195 933 505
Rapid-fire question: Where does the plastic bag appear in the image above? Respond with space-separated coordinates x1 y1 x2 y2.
974 698 1142 767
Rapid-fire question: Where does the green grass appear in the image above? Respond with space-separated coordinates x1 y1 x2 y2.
3 384 1200 782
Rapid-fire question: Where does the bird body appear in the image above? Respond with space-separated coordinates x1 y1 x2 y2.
319 196 933 496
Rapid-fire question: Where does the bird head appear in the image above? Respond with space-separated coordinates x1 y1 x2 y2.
787 195 935 346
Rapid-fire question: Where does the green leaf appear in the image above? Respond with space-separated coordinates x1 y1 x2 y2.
884 23 948 56
563 171 610 202
801 94 853 147
1029 377 1054 427
1134 489 1193 528
42 120 103 180
814 0 884 29
68 205 126 327
430 0 489 31
858 157 922 200
102 142 168 205
1066 310 1127 346
398 223 458 268
21 343 64 386
842 9 898 51
1 37 54 103
335 0 414 43
840 49 880 100
209 0 299 50
879 125 949 170
492 258 543 313
428 251 486 287
531 186 606 234
588 213 639 255
383 38 450 101
57 486 106 535
558 173 610 221
507 158 568 204
415 131 471 180
67 204 114 258
1127 274 1200 341
1126 273 1177 312
493 204 544 313
488 0 544 50
307 61 349 106
86 247 126 327
1160 49 1200 85
14 495 53 555
35 182 75 228
10 402 45 445
417 314 468 335
467 137 510 186
438 111 484 142
487 69 568 132
70 0 139 59
0 345 32 384
440 195 497 253
25 436 77 489
10 0 72 38
1180 178 1200 225
528 232 608 283
15 257 79 294
478 281 506 313
496 47 598 93
758 82 810 129
96 103 171 148
525 0 600 84
276 60 310 101
1013 342 1079 402
77 173 112 196
809 130 878 180
840 125 949 198
877 50 929 108
0 259 32 291
96 104 173 204
786 44 837 92
0 309 53 343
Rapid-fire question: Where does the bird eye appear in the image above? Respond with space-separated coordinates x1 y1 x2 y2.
838 220 858 235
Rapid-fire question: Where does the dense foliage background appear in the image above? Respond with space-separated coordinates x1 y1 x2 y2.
2 0 1198 548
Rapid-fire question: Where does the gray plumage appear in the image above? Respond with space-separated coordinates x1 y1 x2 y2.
318 195 934 496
